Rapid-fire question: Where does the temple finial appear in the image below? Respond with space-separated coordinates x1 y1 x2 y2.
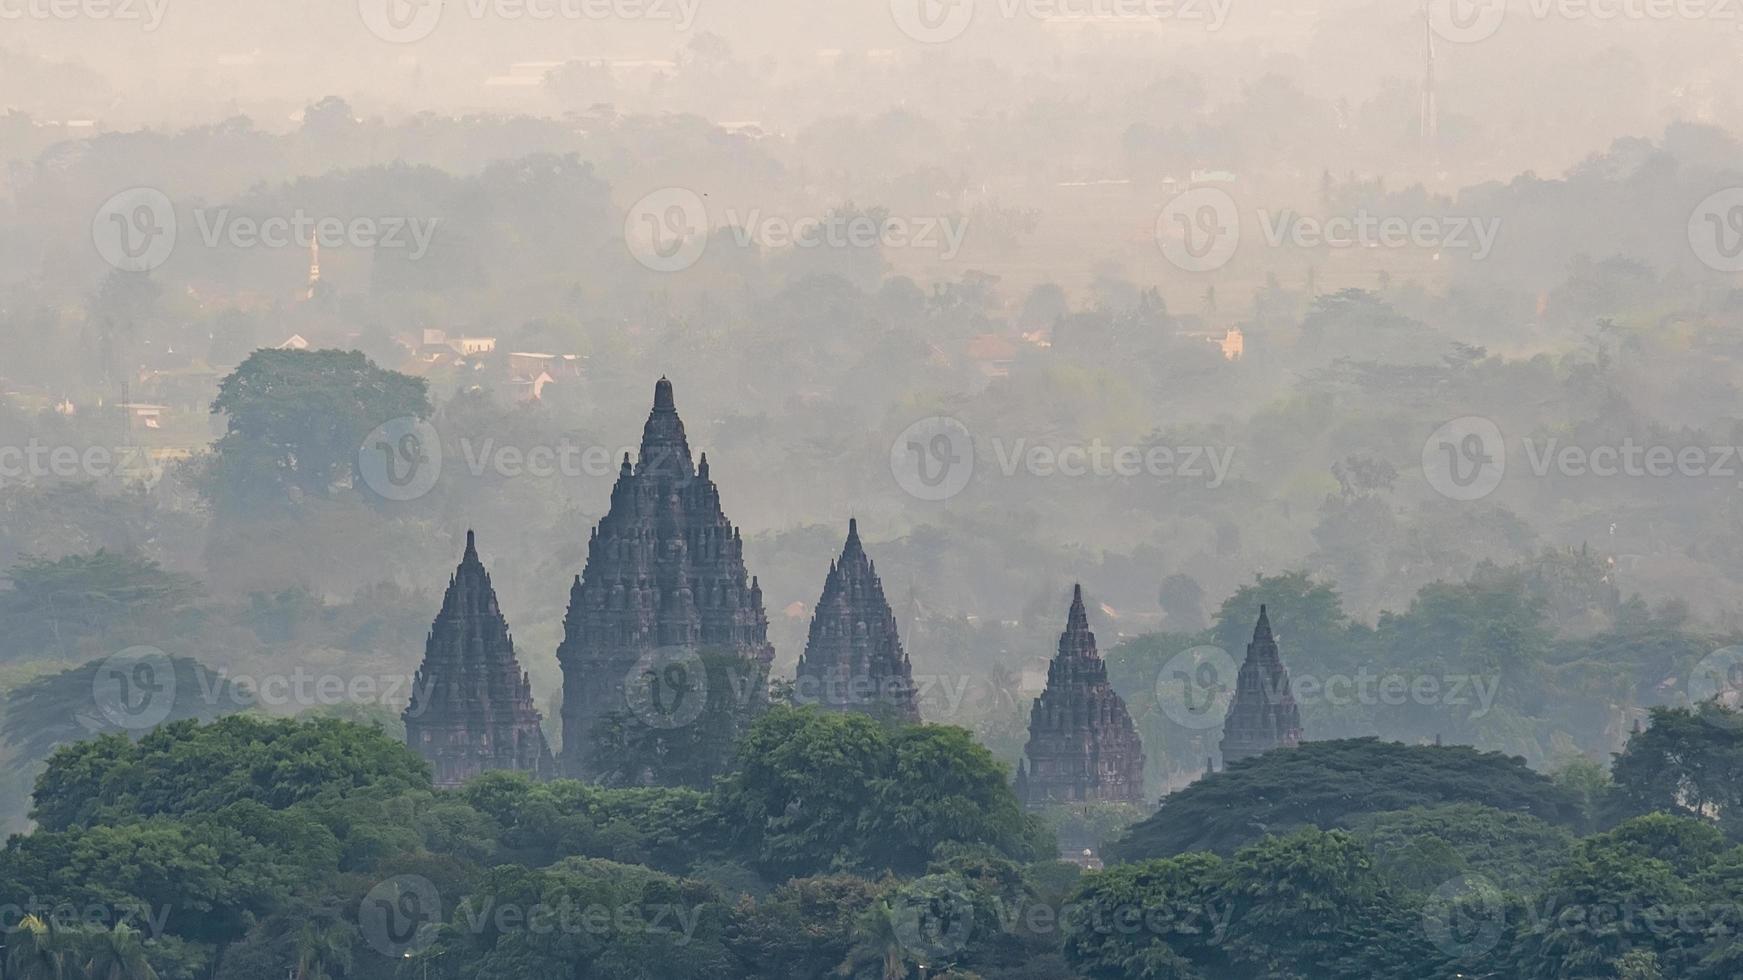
464 529 478 561
654 376 675 411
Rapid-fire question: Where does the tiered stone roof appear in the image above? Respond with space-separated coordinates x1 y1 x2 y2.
1219 605 1304 766
794 519 921 722
404 531 555 787
556 377 773 777
1018 585 1146 806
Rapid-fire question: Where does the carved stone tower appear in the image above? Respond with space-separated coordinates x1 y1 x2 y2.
794 519 921 722
1218 605 1304 766
557 377 775 779
1018 585 1146 806
404 531 555 788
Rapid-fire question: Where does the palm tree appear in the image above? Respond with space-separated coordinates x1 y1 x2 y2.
291 920 353 980
836 899 912 980
80 924 158 980
5 916 69 980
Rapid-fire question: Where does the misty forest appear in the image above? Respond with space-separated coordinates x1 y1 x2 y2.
7 1 1743 978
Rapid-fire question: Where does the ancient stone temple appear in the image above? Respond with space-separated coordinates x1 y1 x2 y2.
793 519 921 722
557 377 775 779
1017 585 1146 806
1219 605 1304 766
404 531 555 788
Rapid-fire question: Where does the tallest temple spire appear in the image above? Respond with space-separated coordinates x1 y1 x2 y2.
558 378 774 782
1019 584 1146 807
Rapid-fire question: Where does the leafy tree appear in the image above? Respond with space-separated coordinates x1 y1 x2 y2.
1062 852 1231 980
716 709 1047 879
1609 705 1743 837
1347 803 1576 894
30 715 429 831
205 349 430 512
1108 738 1585 861
0 551 202 661
2 655 249 764
1219 829 1437 980
725 875 886 980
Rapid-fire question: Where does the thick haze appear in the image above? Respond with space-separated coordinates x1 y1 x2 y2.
4 0 1743 825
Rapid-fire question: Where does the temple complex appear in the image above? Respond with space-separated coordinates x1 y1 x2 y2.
556 377 775 778
1218 605 1304 766
793 519 921 722
1017 585 1146 806
404 531 555 787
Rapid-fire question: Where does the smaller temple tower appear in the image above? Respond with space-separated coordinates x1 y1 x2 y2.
405 531 555 788
1018 585 1146 806
1218 605 1304 766
793 519 921 722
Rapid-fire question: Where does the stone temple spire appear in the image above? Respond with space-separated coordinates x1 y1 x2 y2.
1019 585 1146 806
1219 605 1304 766
558 378 774 780
404 531 555 788
794 519 921 722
